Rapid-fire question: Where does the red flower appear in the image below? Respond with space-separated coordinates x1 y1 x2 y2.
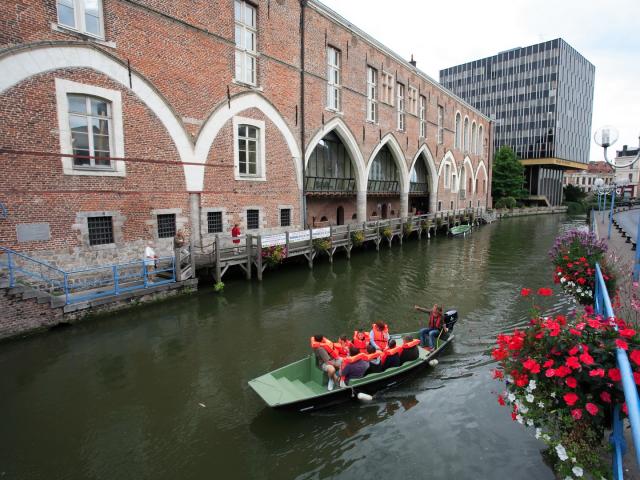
515 374 529 387
571 408 582 420
569 328 582 336
589 368 605 378
522 358 541 374
585 403 599 416
543 359 554 368
615 339 629 350
565 377 578 388
620 328 637 338
584 305 594 315
545 368 556 378
631 350 640 366
601 391 612 403
498 395 506 406
634 372 640 386
623 403 629 415
566 356 581 370
492 369 504 380
520 288 532 297
587 318 602 329
564 392 579 406
608 368 622 382
577 277 587 285
511 412 517 421
579 256 587 262
492 348 508 361
579 351 594 365
537 287 553 296
555 365 572 378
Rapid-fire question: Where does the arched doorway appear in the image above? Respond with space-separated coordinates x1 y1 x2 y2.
409 153 431 214
306 131 358 226
367 145 400 220
336 206 344 225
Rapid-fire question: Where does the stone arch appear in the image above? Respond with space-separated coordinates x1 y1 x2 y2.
366 133 409 194
409 144 439 196
476 160 488 194
461 156 475 193
196 91 302 190
304 116 366 192
0 43 193 183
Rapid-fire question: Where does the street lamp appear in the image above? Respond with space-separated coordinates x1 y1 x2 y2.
594 125 640 278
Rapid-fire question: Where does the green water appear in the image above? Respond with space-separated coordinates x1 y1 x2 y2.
0 215 584 479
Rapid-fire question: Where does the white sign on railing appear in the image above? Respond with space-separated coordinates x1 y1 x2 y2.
261 233 287 247
312 227 331 239
261 227 331 246
289 230 310 243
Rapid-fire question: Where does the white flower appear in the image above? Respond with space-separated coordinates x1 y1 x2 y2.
543 434 551 441
576 287 582 293
564 477 573 480
535 428 542 439
508 393 516 402
556 444 568 461
561 277 566 283
526 394 535 403
571 458 576 463
538 401 544 408
557 271 562 276
520 405 529 414
550 391 556 398
528 380 537 390
526 419 534 427
516 414 524 424
572 466 583 477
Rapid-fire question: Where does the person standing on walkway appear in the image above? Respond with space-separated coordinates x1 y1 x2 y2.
415 304 446 350
144 241 158 281
231 223 241 254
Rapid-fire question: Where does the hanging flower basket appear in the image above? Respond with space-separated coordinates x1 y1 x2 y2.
261 245 287 267
351 230 364 247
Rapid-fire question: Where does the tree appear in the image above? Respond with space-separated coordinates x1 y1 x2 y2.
563 184 586 203
491 146 526 200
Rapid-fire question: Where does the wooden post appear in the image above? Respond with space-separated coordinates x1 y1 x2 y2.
215 234 222 283
346 223 351 259
245 234 252 279
308 228 313 269
376 220 380 251
328 225 333 263
257 235 263 281
189 239 196 280
174 247 182 281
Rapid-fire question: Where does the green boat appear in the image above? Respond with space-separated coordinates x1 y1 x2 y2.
249 330 455 412
450 224 472 236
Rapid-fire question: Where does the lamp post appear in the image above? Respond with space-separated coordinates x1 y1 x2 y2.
594 126 640 278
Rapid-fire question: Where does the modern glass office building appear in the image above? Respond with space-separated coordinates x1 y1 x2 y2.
440 39 595 205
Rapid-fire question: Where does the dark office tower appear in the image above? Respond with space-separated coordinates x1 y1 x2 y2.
440 39 595 205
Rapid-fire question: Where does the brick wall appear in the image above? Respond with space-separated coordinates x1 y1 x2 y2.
0 289 64 339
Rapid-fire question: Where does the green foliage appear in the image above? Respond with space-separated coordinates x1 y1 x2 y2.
382 227 392 239
351 230 364 247
495 196 517 209
403 222 413 236
563 184 586 203
492 146 526 201
564 201 587 215
214 281 225 293
313 238 331 252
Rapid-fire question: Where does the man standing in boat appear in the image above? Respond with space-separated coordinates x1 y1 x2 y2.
415 304 446 351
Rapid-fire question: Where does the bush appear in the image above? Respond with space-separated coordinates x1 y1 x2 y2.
214 281 225 293
495 197 517 209
564 201 587 215
351 230 364 247
313 238 331 252
382 227 392 239
403 222 413 236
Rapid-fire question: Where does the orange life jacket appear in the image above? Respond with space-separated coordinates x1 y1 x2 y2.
381 345 403 364
371 323 389 350
310 337 339 359
335 340 351 358
402 339 420 349
366 351 382 362
341 352 369 367
352 331 368 353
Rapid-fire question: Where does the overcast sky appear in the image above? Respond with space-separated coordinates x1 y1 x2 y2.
320 0 640 162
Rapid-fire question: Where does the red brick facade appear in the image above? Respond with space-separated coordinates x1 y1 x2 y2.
0 0 492 267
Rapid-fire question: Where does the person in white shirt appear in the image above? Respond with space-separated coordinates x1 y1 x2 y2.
144 241 157 280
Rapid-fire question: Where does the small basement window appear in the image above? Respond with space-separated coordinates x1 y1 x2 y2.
157 213 176 238
247 209 260 230
207 211 223 233
280 209 291 227
87 216 114 245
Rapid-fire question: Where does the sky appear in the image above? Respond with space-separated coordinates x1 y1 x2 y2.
320 0 640 162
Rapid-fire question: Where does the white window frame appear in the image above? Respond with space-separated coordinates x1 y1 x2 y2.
478 125 484 155
444 163 451 189
326 46 341 111
234 0 257 86
56 0 105 39
55 78 125 177
366 66 377 123
463 117 470 153
419 95 427 138
454 112 461 149
408 86 418 115
382 71 394 106
471 121 478 154
437 105 444 144
397 82 405 131
233 116 266 181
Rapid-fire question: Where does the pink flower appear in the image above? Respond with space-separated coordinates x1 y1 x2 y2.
586 403 599 416
589 368 605 378
498 395 506 406
564 392 579 406
565 377 578 388
522 358 541 374
543 359 554 368
545 368 556 378
566 356 581 369
600 391 612 403
571 408 583 420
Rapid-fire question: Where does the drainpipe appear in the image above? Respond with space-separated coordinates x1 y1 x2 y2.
299 0 307 228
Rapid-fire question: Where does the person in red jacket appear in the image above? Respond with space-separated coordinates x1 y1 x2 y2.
415 304 447 350
231 223 241 254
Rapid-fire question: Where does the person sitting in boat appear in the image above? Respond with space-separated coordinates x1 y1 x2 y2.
369 321 389 351
415 304 446 351
399 335 421 364
381 339 403 369
365 344 384 374
352 329 368 353
335 335 352 358
310 334 342 391
339 346 369 386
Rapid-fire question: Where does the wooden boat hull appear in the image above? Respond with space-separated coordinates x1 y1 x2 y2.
249 333 454 412
450 225 471 236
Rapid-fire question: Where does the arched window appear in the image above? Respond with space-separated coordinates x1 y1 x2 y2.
463 117 469 153
471 122 477 154
454 113 461 149
478 126 484 156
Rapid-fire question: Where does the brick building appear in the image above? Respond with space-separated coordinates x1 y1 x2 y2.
0 0 492 268
564 161 614 193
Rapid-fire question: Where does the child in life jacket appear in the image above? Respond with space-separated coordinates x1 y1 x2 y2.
352 329 368 353
335 335 352 358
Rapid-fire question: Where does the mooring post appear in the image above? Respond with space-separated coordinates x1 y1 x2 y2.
246 234 252 280
215 234 222 283
328 225 333 263
257 235 263 281
346 223 351 259
376 220 380 251
308 228 314 269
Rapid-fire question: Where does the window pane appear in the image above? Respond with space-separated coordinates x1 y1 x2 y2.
247 209 259 230
246 55 255 83
234 0 242 21
157 214 177 238
248 140 256 153
239 151 246 174
70 114 88 133
235 25 243 48
248 162 256 175
93 118 110 135
244 3 255 28
91 98 109 117
93 134 110 152
238 125 246 137
85 12 100 35
235 50 243 80
68 95 86 114
245 31 254 51
94 152 111 167
248 127 257 138
87 216 114 245
57 1 76 27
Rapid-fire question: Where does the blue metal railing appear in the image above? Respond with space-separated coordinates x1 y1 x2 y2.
593 263 640 479
0 246 176 305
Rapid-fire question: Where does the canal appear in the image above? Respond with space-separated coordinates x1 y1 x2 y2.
0 215 581 479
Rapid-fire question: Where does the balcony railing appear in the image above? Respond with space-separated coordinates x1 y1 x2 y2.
305 176 356 193
367 179 399 193
410 182 429 194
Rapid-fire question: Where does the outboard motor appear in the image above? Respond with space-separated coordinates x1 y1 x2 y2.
444 310 458 331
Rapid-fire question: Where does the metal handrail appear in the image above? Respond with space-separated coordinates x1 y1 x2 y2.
594 262 640 479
